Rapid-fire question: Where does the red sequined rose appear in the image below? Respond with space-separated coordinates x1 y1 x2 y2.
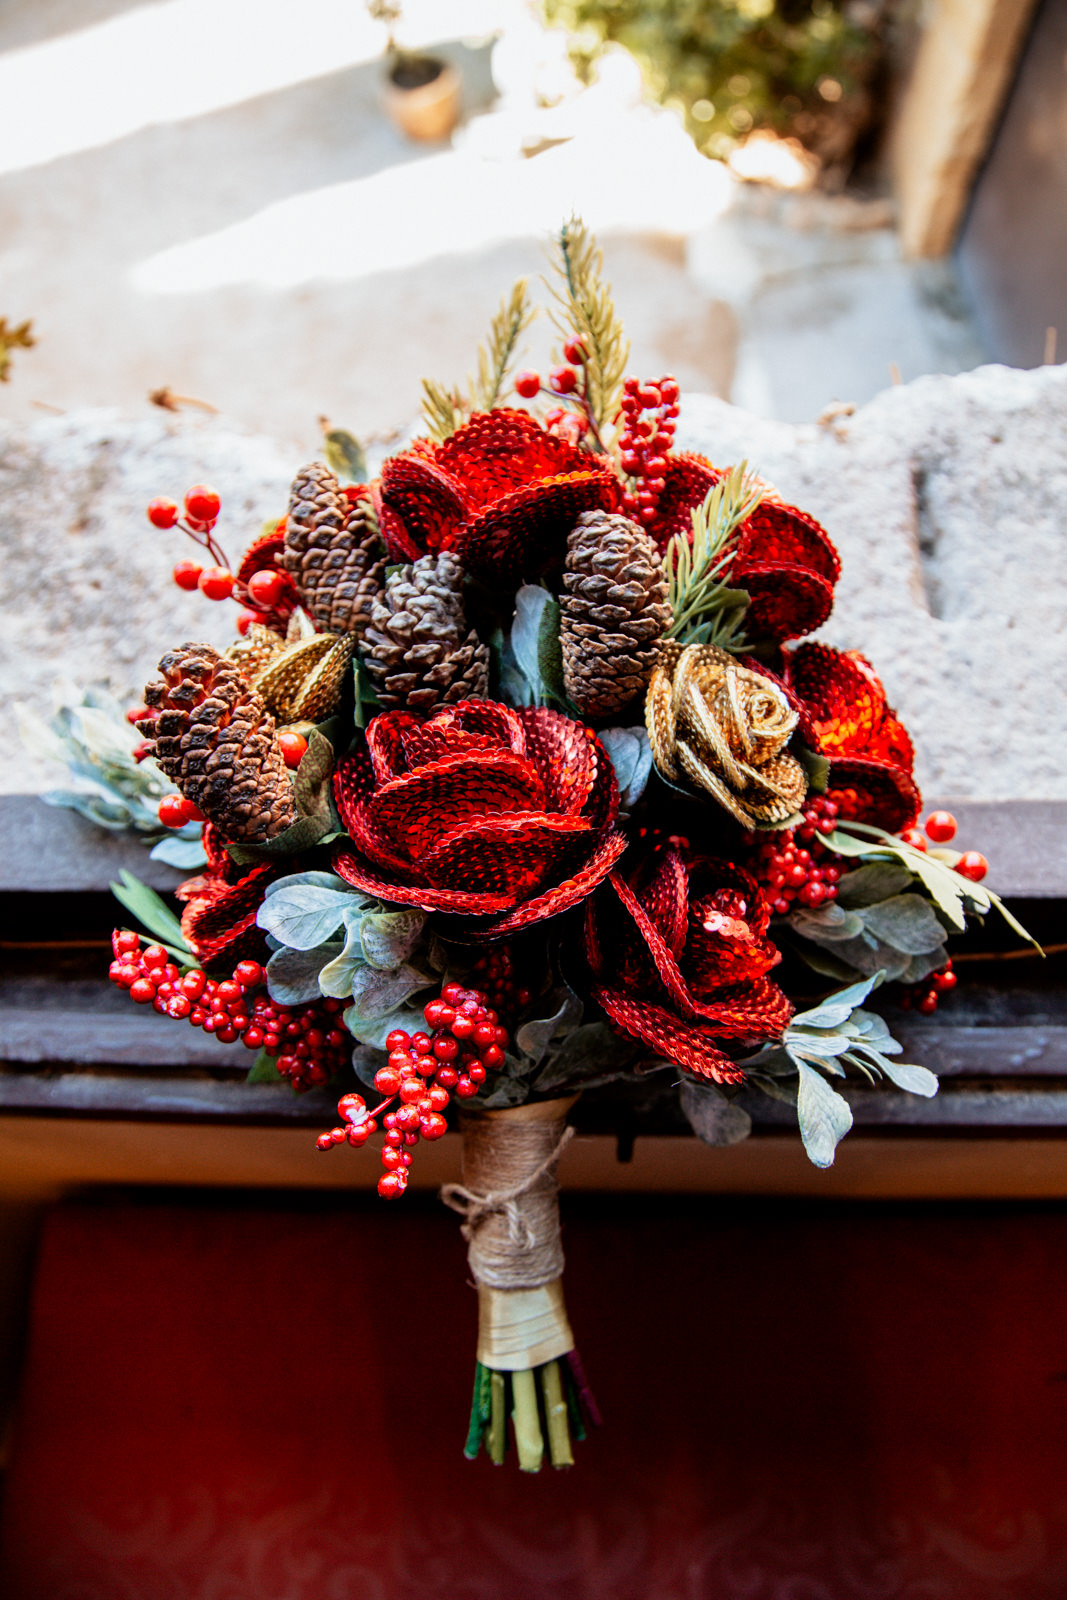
782 643 920 833
332 700 626 936
175 823 276 966
372 409 620 583
650 452 841 642
584 840 793 1084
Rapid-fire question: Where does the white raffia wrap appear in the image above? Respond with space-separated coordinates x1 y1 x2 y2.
441 1097 577 1372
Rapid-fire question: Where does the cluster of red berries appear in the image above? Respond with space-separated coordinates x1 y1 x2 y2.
466 945 535 1031
748 795 844 915
109 933 350 1090
900 810 989 883
315 983 510 1200
618 375 680 528
898 957 957 1015
515 340 595 446
148 484 237 601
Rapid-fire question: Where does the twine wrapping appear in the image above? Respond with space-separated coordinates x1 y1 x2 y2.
440 1098 577 1371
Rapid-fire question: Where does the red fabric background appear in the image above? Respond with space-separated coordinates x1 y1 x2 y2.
2 1192 1066 1598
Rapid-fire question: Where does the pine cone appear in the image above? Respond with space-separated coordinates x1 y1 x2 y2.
362 551 489 713
283 462 386 640
560 510 671 717
138 643 297 843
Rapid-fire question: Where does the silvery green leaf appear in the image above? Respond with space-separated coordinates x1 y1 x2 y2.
795 1060 853 1168
359 908 426 971
317 921 368 998
790 975 880 1031
807 933 909 981
789 903 866 944
531 1022 643 1093
345 1000 426 1050
70 705 140 765
479 1075 530 1109
265 943 341 1006
257 883 363 949
745 1068 798 1105
16 704 72 766
835 863 913 908
899 947 949 985
862 894 947 955
848 1009 902 1052
352 1045 386 1091
149 833 208 870
786 1030 854 1059
599 727 654 809
510 585 553 701
348 963 434 1021
864 1051 939 1098
262 871 353 899
680 1078 752 1146
514 986 584 1068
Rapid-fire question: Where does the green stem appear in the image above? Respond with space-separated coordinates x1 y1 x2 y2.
510 1368 545 1472
488 1370 507 1465
540 1360 574 1468
464 1362 492 1461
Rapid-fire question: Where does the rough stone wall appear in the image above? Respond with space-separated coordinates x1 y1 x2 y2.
3 364 1065 798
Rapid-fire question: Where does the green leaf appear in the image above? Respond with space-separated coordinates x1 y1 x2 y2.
149 833 208 870
789 903 866 944
861 1051 938 1098
265 943 341 1005
861 893 947 955
790 974 880 1031
246 1049 286 1086
797 745 830 793
348 963 435 1021
510 585 553 703
322 428 367 485
835 862 913 909
110 869 192 954
599 727 653 809
359 908 427 971
514 986 584 1069
794 1059 853 1168
257 884 358 950
679 1078 752 1146
536 595 567 706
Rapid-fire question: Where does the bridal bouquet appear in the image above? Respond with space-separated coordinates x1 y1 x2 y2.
90 220 1031 1471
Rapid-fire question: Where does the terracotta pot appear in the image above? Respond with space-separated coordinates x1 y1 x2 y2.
384 57 461 143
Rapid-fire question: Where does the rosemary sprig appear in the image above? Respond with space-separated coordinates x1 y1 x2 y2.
420 279 535 442
663 461 764 651
545 215 629 439
473 278 535 410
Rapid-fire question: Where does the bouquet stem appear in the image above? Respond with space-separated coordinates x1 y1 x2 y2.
444 1096 599 1470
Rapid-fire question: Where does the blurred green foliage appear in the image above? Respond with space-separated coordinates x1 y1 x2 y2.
543 0 885 171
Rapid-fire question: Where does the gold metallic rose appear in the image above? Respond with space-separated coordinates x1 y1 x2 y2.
227 620 354 725
645 639 808 826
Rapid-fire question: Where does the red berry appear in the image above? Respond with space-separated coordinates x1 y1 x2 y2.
388 1049 414 1073
399 1078 424 1105
198 566 235 601
347 1124 370 1147
480 1044 504 1071
277 731 307 769
563 337 586 364
173 559 203 591
316 1133 335 1151
900 828 928 852
129 978 157 1003
917 991 939 1015
956 851 989 883
798 881 828 908
142 945 168 969
233 960 263 987
454 1076 478 1099
235 608 258 636
933 968 957 992
427 1085 450 1111
148 497 179 529
337 1093 367 1124
434 1065 459 1089
378 1173 404 1199
115 930 141 953
924 810 958 844
381 1146 405 1170
247 568 287 608
451 1014 475 1041
184 484 221 523
550 365 578 394
385 1030 411 1051
396 1105 420 1131
420 1112 447 1140
514 370 541 399
158 794 188 828
467 1063 487 1086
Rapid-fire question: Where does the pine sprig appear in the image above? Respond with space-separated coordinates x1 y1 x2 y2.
546 216 629 435
421 279 535 441
663 462 764 651
473 279 535 411
420 379 464 443
0 316 35 383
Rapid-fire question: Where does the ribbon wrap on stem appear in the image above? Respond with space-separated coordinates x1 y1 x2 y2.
441 1097 578 1371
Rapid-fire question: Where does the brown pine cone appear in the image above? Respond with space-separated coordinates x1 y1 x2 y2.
560 509 671 717
362 551 489 712
282 462 386 640
138 643 297 843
